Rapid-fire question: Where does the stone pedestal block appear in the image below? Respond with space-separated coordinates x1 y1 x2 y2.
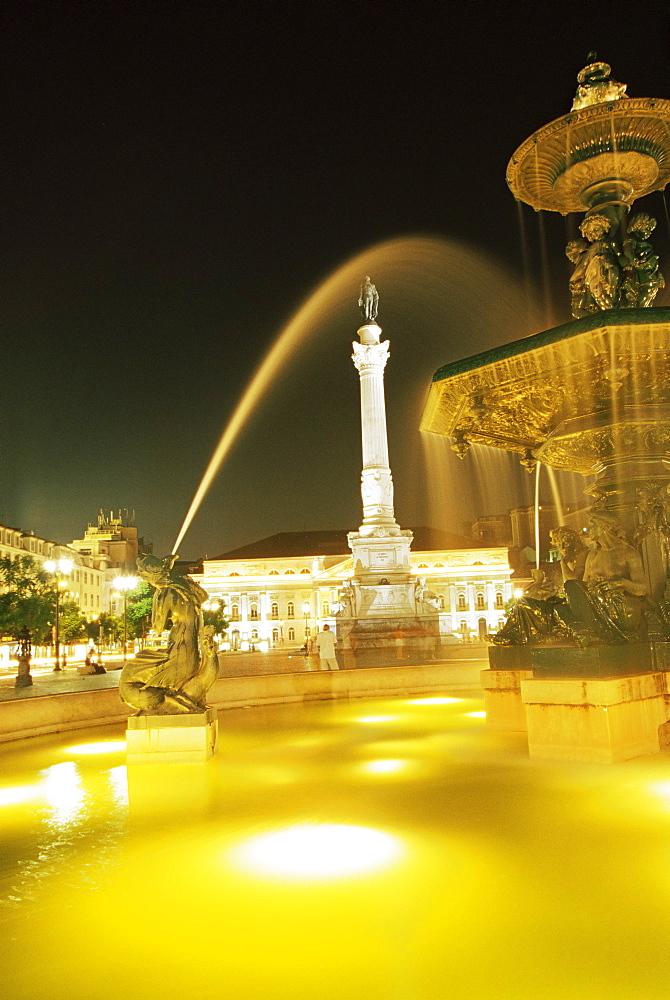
521 673 668 763
480 668 534 731
487 646 533 671
126 707 218 764
530 643 654 676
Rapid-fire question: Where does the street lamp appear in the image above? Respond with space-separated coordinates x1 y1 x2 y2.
43 558 74 672
303 600 311 647
114 575 138 661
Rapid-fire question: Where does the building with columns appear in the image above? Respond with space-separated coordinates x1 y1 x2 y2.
195 528 515 650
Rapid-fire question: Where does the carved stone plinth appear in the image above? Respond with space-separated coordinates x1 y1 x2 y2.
338 615 441 670
521 672 667 763
15 656 33 688
126 707 218 764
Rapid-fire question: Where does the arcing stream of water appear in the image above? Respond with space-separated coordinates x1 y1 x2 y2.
171 234 532 554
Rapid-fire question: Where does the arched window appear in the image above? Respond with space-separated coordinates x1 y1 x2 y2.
498 619 505 630
459 619 468 634
300 568 310 574
495 591 504 609
418 563 428 569
457 593 467 611
230 572 240 577
284 569 295 575
269 570 279 576
476 593 485 610
251 629 258 640
231 604 240 621
478 617 488 640
322 601 330 616
271 603 279 619
250 603 258 620
434 562 444 568
272 629 279 642
288 627 295 641
304 626 311 639
287 602 294 618
231 629 240 650
438 595 445 610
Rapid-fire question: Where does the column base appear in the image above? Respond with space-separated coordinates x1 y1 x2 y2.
126 707 218 764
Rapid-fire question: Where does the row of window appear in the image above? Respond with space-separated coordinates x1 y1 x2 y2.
229 621 508 647
229 600 330 621
229 627 299 644
227 568 312 577
226 594 504 620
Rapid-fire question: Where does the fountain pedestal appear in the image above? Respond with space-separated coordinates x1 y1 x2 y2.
521 672 667 764
126 708 218 764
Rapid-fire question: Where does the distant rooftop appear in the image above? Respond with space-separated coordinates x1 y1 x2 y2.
212 527 482 561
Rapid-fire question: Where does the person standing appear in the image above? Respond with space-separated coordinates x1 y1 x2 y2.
315 623 339 671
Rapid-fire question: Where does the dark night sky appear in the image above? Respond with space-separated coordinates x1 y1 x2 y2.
2 0 669 559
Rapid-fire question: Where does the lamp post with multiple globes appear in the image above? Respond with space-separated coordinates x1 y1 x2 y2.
43 558 74 672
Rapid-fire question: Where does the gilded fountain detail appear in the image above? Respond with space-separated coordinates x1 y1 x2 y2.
422 60 670 667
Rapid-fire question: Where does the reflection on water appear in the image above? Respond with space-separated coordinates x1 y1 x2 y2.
41 762 86 828
2 697 670 998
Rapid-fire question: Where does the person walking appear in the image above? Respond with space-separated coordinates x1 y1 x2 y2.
315 623 339 671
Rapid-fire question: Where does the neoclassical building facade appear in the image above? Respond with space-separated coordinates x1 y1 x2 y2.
194 529 515 650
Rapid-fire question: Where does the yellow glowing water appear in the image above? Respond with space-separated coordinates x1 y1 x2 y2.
4 695 670 998
172 234 526 553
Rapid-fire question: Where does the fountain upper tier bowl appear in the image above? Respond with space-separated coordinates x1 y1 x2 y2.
420 308 670 475
506 97 670 213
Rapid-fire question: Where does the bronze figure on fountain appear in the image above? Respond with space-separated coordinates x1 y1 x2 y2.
120 554 219 715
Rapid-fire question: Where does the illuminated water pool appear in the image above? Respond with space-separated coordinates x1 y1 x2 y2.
2 693 670 999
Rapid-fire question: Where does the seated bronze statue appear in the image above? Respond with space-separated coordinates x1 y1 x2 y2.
120 554 219 714
494 516 650 647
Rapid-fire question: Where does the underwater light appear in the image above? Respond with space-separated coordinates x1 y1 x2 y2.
41 762 85 827
364 759 406 774
232 823 402 880
647 781 670 804
357 715 395 724
0 785 37 807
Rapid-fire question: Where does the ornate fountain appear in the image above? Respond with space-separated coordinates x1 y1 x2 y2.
421 60 670 762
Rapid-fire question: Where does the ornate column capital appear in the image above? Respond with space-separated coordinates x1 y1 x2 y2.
352 340 390 374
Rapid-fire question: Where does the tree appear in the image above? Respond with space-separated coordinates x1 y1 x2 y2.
203 602 229 636
85 612 122 645
126 582 153 639
59 602 87 643
0 555 54 642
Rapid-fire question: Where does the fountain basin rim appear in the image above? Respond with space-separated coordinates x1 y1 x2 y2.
430 308 670 384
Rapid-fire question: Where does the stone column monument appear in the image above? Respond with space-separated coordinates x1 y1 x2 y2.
338 279 437 666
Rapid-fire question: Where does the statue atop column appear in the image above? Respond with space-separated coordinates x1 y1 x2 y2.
358 276 379 323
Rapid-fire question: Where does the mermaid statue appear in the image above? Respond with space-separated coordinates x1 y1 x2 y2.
120 554 219 714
